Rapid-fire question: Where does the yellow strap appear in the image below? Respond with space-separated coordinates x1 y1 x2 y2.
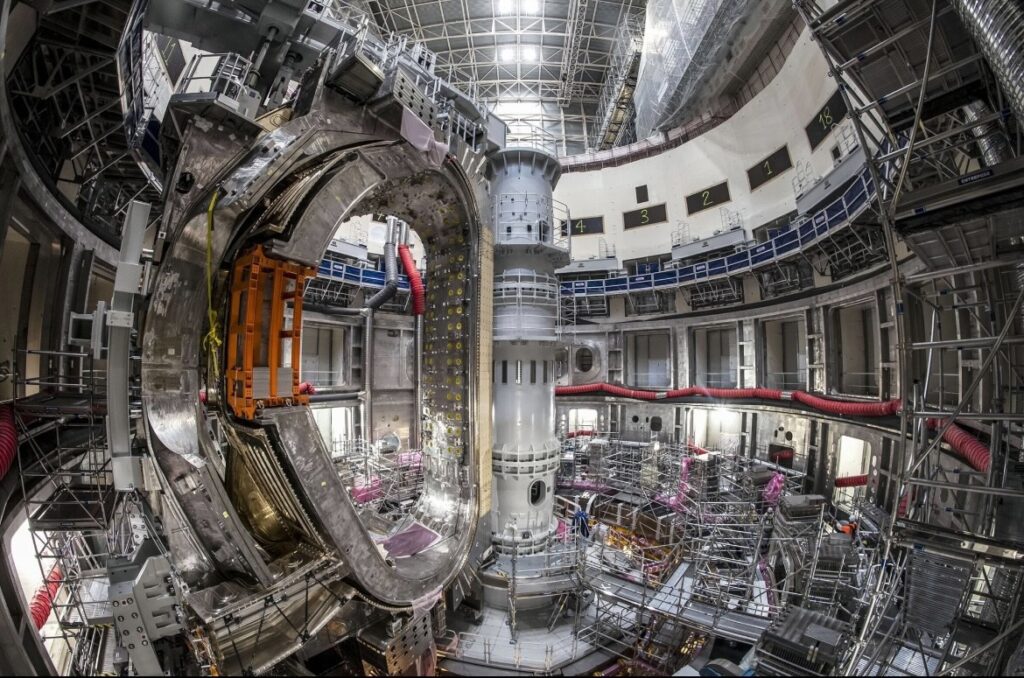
204 189 223 384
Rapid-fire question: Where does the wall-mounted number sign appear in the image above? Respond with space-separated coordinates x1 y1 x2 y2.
685 182 730 215
747 146 793 190
805 90 849 150
560 216 605 236
623 203 667 229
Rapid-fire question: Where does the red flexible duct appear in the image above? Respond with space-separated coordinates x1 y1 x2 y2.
555 383 900 418
0 404 15 481
30 565 61 629
926 419 991 472
686 442 710 455
791 391 901 417
555 382 991 471
298 382 316 395
897 490 912 517
398 244 425 315
834 474 869 488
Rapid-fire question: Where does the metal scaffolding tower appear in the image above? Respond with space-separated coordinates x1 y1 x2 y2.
794 0 1024 673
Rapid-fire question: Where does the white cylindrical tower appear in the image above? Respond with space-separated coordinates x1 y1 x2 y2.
487 148 567 556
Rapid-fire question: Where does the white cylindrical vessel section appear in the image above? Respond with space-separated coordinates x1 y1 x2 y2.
487 147 566 555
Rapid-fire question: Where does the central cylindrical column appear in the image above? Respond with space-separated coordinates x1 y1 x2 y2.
486 148 566 556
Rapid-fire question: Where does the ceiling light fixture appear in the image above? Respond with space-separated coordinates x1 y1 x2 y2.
498 0 514 14
522 0 539 13
501 47 516 62
522 46 537 61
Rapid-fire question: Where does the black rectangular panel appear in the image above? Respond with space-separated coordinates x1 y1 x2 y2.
747 146 793 190
805 90 848 150
623 203 667 229
635 185 649 203
685 182 730 215
560 216 605 236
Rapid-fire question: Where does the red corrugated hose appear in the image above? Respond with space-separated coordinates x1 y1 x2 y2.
398 244 425 315
0 404 15 480
926 418 991 472
30 565 61 630
834 474 869 488
555 382 990 471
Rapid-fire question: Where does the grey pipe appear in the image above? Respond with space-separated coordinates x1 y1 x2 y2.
364 220 398 310
1018 264 1024 337
363 310 373 441
308 390 364 403
950 0 1024 125
413 314 422 449
961 100 1012 167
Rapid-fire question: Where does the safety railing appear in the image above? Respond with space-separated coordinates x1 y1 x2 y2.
766 371 807 391
700 372 738 388
503 118 561 157
493 271 559 339
631 371 673 389
450 633 559 671
492 192 571 251
298 369 345 389
175 52 252 100
315 259 412 292
560 165 873 298
316 159 879 299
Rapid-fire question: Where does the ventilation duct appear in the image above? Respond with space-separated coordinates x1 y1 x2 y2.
365 219 398 310
950 0 1024 125
961 100 1012 167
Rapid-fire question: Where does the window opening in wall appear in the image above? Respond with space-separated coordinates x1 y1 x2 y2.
502 360 508 383
833 302 878 397
693 326 737 388
312 405 357 459
635 185 649 203
575 347 594 372
914 290 961 408
768 443 795 469
762 317 806 390
708 407 742 453
628 331 671 388
543 360 548 383
555 348 568 378
835 435 870 507
530 360 537 384
650 416 663 432
529 480 546 506
567 407 599 432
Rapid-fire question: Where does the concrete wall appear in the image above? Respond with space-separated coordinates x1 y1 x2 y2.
554 29 843 263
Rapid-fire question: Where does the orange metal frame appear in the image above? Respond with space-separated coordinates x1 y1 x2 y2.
226 245 314 420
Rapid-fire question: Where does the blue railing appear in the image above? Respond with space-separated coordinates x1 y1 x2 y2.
562 167 874 298
316 259 412 292
314 163 875 298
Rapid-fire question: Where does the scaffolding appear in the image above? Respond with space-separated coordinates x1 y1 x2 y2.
560 435 839 670
12 348 139 675
332 439 425 520
791 1 1024 673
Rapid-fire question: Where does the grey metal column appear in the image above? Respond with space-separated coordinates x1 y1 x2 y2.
107 201 150 490
486 148 568 556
